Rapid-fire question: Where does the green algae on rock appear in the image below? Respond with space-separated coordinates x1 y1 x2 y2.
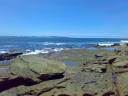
0 47 128 96
10 55 66 82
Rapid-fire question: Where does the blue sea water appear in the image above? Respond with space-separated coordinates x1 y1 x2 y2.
0 36 126 53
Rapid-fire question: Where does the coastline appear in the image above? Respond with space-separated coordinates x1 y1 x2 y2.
0 44 128 95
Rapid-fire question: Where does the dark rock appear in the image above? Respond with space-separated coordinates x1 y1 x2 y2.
83 93 94 96
38 73 64 81
102 91 115 96
108 57 117 64
58 94 70 96
94 54 103 59
0 52 23 61
0 77 37 92
111 43 120 46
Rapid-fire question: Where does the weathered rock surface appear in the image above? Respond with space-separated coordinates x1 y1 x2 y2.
0 92 16 96
10 55 66 82
1 48 128 96
81 63 107 73
114 60 128 68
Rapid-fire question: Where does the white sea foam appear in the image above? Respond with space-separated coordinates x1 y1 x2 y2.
53 48 64 52
56 43 66 45
23 48 65 55
120 40 128 43
43 42 66 46
98 43 114 47
0 51 7 54
23 50 49 55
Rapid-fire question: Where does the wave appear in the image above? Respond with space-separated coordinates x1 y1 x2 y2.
0 39 127 55
0 51 7 54
120 40 128 43
97 40 124 47
25 42 67 46
23 48 65 55
98 43 114 46
23 50 49 55
43 42 67 46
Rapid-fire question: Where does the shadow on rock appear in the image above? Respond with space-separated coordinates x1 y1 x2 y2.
58 94 71 96
83 93 94 96
0 77 37 92
102 91 115 96
38 73 64 81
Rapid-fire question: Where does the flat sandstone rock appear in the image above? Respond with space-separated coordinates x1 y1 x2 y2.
9 55 66 82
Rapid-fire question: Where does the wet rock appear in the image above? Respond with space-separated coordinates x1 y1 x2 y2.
0 52 23 61
94 54 103 59
10 55 66 82
112 43 120 47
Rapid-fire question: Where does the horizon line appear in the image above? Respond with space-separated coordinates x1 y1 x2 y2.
0 35 127 39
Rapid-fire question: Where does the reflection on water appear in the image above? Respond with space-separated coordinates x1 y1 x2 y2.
86 47 119 51
64 61 80 66
0 60 12 65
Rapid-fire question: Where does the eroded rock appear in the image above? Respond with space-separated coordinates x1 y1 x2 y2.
81 62 107 73
10 55 66 82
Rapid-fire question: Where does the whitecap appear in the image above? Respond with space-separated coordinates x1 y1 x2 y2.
23 48 65 55
0 51 7 54
98 43 114 47
120 40 128 43
23 49 49 55
43 42 66 46
53 48 64 52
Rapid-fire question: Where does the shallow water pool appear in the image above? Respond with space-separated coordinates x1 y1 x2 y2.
64 61 80 66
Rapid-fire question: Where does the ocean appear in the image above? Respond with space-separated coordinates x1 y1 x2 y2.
0 36 127 54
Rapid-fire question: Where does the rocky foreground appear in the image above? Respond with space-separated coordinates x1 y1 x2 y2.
0 45 128 96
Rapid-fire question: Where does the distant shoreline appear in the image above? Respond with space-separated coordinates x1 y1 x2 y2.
0 36 127 39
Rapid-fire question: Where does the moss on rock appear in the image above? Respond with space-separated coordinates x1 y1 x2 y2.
10 55 66 82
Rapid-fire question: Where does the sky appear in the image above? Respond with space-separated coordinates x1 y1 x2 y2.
0 0 128 38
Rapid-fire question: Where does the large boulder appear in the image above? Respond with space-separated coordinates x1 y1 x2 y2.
9 55 66 82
